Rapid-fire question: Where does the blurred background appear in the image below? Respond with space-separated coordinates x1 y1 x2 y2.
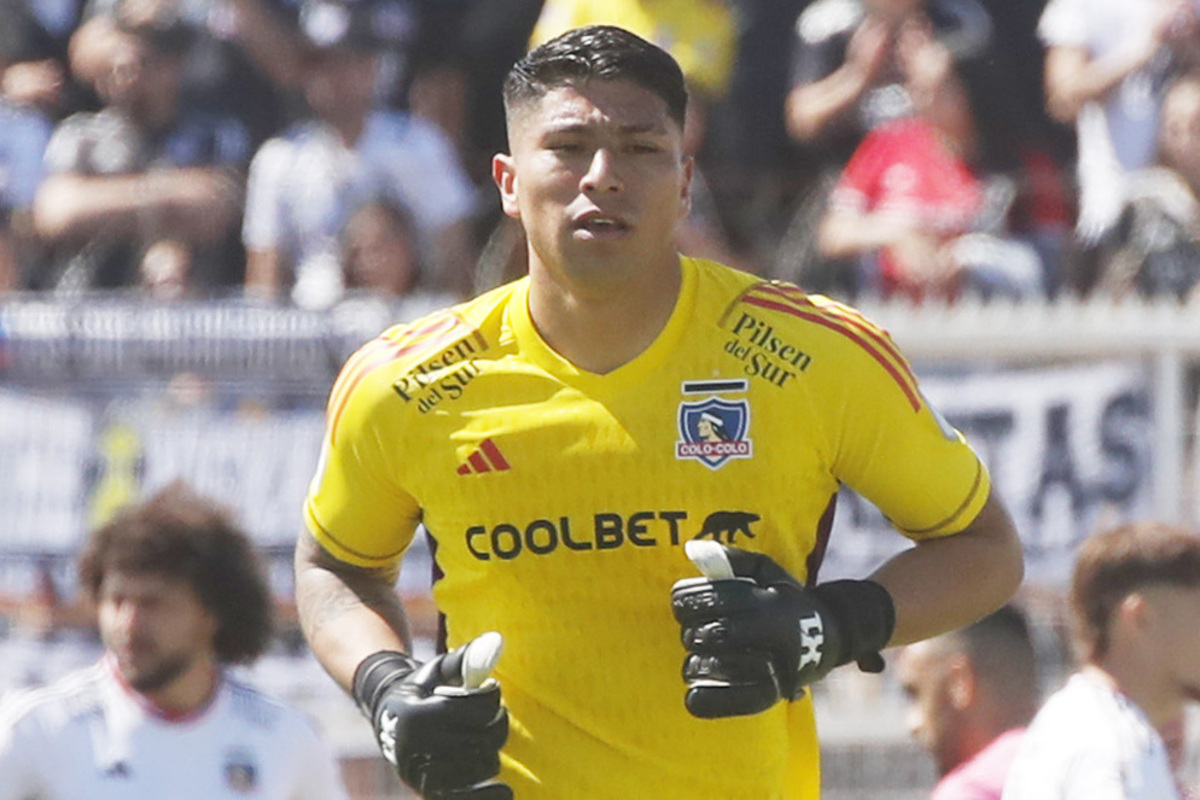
1 0 1199 796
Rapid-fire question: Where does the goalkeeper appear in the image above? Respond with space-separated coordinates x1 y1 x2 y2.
294 22 1024 800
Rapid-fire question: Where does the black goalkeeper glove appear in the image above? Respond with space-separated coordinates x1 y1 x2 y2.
671 542 895 719
352 634 511 799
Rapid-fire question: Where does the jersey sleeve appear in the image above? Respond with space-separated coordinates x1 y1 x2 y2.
242 137 291 251
814 297 990 539
1037 0 1087 48
0 694 48 800
384 115 476 234
303 334 423 569
41 114 90 175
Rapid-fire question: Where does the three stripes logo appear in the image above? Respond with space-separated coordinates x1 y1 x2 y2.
457 438 511 475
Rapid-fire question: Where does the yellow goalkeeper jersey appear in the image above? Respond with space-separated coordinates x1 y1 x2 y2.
305 256 990 800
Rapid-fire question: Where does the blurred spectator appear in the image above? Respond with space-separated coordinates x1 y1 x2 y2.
339 198 421 298
73 0 304 150
331 197 459 332
0 481 350 800
897 605 1040 800
786 0 993 167
242 0 478 309
0 0 92 119
1092 71 1200 300
0 100 53 291
1003 521 1200 799
31 11 250 297
814 57 1049 302
528 0 746 268
1039 0 1200 294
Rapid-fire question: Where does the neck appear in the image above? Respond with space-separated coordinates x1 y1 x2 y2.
329 110 368 148
136 658 220 719
528 253 682 374
954 716 1023 770
1082 661 1181 729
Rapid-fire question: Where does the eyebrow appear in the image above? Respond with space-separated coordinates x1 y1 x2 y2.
543 122 669 136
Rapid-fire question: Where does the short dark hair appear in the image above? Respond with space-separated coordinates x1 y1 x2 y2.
1070 521 1200 662
503 25 688 131
78 481 273 665
949 604 1039 712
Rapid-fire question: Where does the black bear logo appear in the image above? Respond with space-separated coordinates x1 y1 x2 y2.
693 511 761 544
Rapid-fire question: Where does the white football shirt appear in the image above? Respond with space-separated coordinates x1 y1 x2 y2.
242 109 476 307
0 657 348 800
1003 672 1180 800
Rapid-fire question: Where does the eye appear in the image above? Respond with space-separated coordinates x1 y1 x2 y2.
627 142 661 154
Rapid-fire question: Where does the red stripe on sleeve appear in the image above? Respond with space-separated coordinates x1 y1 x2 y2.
742 295 921 411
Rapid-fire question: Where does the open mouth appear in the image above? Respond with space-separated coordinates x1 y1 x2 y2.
574 213 631 236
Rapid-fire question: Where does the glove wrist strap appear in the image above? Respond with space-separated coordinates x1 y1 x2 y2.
352 650 419 718
811 579 896 672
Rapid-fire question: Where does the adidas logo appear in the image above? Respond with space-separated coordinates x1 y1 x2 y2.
457 438 511 475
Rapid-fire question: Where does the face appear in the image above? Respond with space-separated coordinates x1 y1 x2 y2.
866 0 925 23
1142 585 1200 703
897 641 966 776
1160 82 1200 181
97 570 218 693
342 204 419 295
493 79 693 289
304 48 378 124
102 33 182 122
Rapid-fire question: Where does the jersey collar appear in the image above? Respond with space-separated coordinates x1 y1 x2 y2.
506 257 697 394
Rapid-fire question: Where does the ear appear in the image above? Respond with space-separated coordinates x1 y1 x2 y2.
679 155 695 220
492 154 521 219
946 654 976 710
1117 592 1150 630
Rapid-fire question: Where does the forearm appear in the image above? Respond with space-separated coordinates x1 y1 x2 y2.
1045 45 1157 123
817 209 912 259
869 490 1023 645
34 174 152 242
294 533 413 692
244 248 283 299
34 169 240 245
785 66 871 143
148 168 243 245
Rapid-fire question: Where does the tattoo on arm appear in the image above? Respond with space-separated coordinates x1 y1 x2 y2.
295 534 411 649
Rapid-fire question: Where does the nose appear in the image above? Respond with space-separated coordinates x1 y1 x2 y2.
110 598 145 633
580 148 622 194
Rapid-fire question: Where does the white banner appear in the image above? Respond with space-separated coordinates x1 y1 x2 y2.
0 361 1157 587
0 391 94 550
0 391 325 551
822 361 1155 586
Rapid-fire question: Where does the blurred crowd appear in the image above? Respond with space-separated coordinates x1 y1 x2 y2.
0 0 1197 308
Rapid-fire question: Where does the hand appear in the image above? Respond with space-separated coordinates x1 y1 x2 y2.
888 229 962 294
895 20 951 101
845 16 893 84
671 542 895 719
1 60 64 112
352 633 511 799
